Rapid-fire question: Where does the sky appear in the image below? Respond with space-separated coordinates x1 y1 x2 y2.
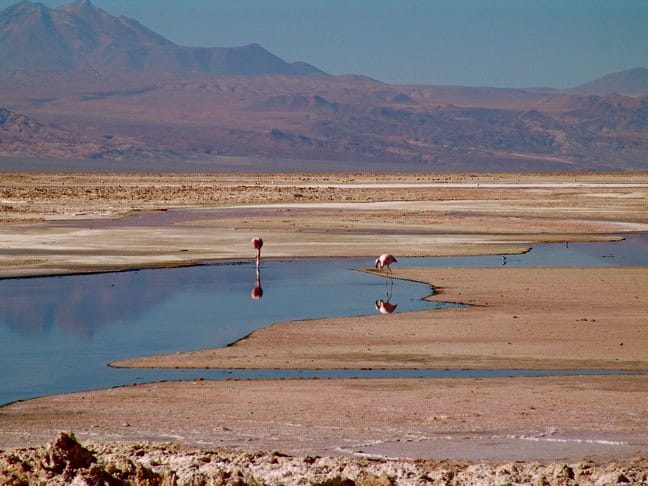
3 0 648 88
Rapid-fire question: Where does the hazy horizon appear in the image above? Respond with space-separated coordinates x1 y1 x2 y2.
1 0 647 89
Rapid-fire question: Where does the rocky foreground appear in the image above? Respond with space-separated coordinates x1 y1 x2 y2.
0 433 646 485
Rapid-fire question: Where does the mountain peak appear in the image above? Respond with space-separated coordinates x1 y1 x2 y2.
59 0 96 11
1 0 46 17
57 0 106 17
0 0 323 76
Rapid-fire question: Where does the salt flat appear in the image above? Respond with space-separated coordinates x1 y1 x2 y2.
1 171 647 483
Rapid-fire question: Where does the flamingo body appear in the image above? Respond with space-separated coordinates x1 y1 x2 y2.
251 237 263 267
375 253 397 273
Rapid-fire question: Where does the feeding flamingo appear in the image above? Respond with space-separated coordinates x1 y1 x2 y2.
251 237 263 267
375 253 397 274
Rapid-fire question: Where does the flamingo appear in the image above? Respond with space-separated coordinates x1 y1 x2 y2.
251 237 263 267
375 253 397 274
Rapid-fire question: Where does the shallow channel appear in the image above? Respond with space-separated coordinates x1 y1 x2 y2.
0 233 646 406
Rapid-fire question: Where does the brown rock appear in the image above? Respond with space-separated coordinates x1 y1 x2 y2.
44 432 95 474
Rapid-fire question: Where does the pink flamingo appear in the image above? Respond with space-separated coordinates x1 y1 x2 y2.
375 253 397 274
251 237 263 267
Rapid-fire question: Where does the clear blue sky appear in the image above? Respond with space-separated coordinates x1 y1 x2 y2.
3 0 648 88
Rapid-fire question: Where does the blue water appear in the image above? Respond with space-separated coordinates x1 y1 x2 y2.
0 233 646 406
0 258 451 405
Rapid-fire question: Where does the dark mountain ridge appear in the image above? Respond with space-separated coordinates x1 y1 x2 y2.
0 0 323 75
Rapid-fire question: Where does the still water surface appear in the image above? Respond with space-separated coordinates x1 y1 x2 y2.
1 234 646 406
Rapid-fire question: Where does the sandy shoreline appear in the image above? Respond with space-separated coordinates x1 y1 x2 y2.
1 172 648 482
114 266 648 371
2 375 648 457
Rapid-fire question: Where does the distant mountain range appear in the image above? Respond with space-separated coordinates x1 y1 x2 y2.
0 0 647 171
0 106 170 159
0 0 322 75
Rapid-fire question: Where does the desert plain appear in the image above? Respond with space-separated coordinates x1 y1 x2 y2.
1 171 648 484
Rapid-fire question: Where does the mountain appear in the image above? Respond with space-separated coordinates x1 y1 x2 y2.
0 106 169 159
572 68 648 96
2 73 646 171
0 1 646 171
0 0 323 75
0 106 104 158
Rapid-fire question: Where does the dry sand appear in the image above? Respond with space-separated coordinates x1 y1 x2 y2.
115 266 648 371
1 172 648 483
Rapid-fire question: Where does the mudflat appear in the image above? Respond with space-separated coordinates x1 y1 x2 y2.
1 171 647 484
114 266 648 371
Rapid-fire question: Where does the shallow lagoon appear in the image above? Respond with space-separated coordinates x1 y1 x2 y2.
0 234 646 406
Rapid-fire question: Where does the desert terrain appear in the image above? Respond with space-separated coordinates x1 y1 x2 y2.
1 171 647 484
1 171 647 277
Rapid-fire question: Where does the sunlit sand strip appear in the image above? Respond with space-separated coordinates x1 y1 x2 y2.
227 198 648 213
256 182 648 189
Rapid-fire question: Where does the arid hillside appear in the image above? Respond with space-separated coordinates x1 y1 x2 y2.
1 0 647 171
2 73 648 171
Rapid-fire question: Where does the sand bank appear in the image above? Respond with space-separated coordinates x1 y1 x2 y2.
2 375 648 460
5 264 646 466
115 266 648 371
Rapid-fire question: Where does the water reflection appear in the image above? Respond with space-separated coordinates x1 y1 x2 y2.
375 299 398 314
251 266 263 300
0 271 181 338
375 277 398 314
0 235 646 405
0 258 451 405
2 235 646 341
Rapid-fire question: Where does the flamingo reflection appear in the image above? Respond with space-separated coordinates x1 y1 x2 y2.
250 265 263 300
375 276 397 314
375 299 397 314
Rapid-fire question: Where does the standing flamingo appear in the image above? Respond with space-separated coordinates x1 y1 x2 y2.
251 237 263 267
375 253 397 274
